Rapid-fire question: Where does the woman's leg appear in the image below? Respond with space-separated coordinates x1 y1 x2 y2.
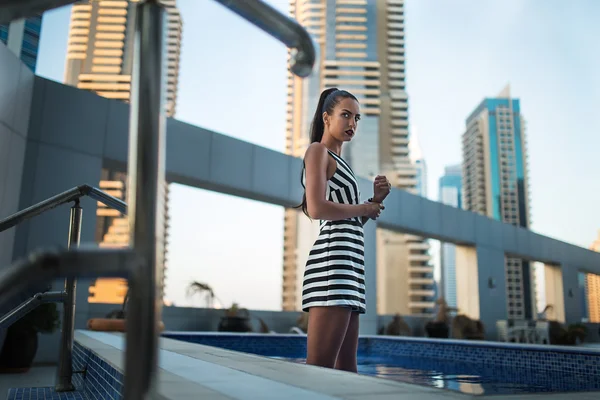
306 306 352 369
334 312 359 372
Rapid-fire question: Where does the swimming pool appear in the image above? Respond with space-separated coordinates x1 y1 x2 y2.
163 332 600 396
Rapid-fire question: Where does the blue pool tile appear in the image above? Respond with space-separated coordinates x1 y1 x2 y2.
163 332 600 383
7 387 87 400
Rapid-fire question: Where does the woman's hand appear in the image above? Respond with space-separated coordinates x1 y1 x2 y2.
362 201 385 220
373 175 391 203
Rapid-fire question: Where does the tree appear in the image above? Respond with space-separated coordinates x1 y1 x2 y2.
187 281 220 308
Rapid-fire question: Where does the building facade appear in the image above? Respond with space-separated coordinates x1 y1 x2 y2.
64 0 181 304
64 0 182 117
462 85 536 319
586 231 600 322
438 164 462 309
0 13 43 71
282 0 434 316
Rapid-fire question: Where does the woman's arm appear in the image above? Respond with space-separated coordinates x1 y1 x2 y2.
360 200 380 226
304 143 369 220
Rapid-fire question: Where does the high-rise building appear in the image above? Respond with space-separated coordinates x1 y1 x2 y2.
282 0 433 315
409 130 427 198
64 0 181 304
462 84 536 319
64 0 182 117
586 231 600 322
438 164 462 308
0 13 43 71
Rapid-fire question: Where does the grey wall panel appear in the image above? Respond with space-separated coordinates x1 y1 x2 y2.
0 46 33 268
252 146 290 203
500 223 518 255
209 132 254 194
420 198 442 236
13 62 34 136
0 125 19 269
561 266 582 324
24 143 101 252
476 245 508 339
165 119 211 185
0 125 11 214
1 132 26 218
38 80 109 157
378 188 401 230
104 99 130 162
287 156 304 207
474 214 494 249
397 190 421 233
0 44 20 129
26 77 47 142
451 206 476 245
528 232 546 263
12 140 40 260
515 226 531 258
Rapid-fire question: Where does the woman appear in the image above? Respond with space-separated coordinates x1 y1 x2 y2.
297 87 391 372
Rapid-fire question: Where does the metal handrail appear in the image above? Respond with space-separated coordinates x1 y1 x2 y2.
213 0 316 77
0 0 316 78
0 185 128 392
0 184 127 233
0 0 80 24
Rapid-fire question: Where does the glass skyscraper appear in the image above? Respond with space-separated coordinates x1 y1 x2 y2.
438 164 462 309
462 85 535 320
0 13 43 71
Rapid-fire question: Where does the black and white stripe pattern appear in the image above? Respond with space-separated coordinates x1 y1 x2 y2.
302 150 366 313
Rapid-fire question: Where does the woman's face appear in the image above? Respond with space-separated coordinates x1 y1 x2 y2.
324 97 361 142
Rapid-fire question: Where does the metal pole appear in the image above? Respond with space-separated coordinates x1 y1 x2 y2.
124 0 166 398
55 200 82 391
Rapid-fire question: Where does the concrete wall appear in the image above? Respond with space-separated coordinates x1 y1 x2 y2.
0 42 35 354
0 43 34 274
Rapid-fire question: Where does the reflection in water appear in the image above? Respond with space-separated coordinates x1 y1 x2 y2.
276 357 600 395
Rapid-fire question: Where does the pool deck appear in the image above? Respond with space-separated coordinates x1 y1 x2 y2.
4 330 600 399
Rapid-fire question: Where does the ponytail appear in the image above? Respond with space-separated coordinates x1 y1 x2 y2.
295 88 358 218
309 87 338 145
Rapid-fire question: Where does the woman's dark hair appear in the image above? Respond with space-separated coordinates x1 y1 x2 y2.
295 88 358 218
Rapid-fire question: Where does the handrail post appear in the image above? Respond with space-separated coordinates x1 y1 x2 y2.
55 200 82 391
123 0 166 398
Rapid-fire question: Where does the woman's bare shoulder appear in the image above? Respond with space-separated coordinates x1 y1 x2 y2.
304 142 327 161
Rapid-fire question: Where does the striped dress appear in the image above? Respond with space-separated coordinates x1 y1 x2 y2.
301 149 366 314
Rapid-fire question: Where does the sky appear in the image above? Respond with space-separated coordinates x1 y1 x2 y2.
36 0 600 310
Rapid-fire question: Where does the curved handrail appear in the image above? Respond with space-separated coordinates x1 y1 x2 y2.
213 0 316 77
1 0 317 78
0 184 127 233
0 0 78 25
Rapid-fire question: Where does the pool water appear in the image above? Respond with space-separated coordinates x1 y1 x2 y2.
271 356 600 396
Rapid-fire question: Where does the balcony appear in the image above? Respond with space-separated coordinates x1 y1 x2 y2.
409 301 436 309
409 277 435 285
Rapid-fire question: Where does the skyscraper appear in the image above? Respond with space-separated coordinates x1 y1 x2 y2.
64 0 182 117
409 130 427 198
438 164 462 308
586 231 600 323
0 13 43 71
282 0 433 315
64 0 181 304
462 84 535 319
